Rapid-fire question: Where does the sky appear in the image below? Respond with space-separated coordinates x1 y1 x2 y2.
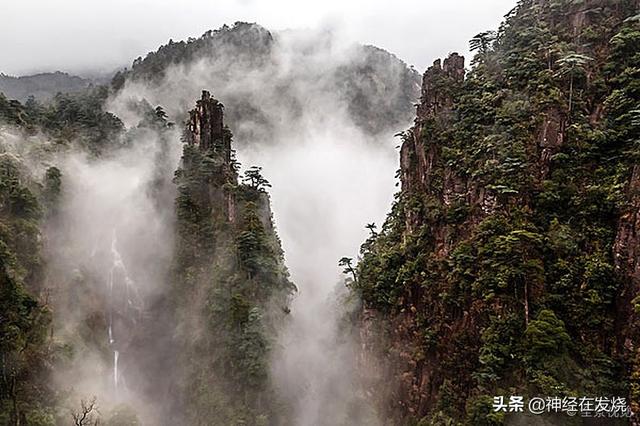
1 0 516 76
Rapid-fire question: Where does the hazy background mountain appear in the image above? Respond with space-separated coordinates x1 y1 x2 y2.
0 0 515 76
3 1 640 425
110 22 421 138
0 72 95 101
0 21 420 425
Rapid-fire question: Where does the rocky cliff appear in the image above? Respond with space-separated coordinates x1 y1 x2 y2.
354 0 640 424
171 90 295 425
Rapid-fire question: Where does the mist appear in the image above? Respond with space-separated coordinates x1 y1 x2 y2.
108 27 405 424
1 22 410 424
39 125 181 422
242 115 396 426
0 0 514 76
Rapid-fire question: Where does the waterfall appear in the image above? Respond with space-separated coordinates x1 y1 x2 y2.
114 350 120 390
107 230 141 395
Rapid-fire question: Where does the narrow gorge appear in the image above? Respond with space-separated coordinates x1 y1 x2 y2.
2 0 640 425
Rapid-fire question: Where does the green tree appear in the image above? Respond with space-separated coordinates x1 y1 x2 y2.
339 257 357 285
469 31 497 55
523 309 571 369
242 166 271 192
365 222 377 237
554 53 593 112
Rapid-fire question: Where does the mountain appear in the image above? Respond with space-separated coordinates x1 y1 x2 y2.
352 0 640 424
0 81 294 423
110 22 421 138
168 90 295 424
0 71 93 101
5 5 640 425
0 21 420 424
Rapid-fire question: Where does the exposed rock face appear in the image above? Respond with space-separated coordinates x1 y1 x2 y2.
415 53 465 120
362 53 479 421
184 90 236 222
186 90 229 158
355 1 640 423
616 165 640 300
171 90 294 424
615 164 640 413
537 109 566 179
401 54 465 236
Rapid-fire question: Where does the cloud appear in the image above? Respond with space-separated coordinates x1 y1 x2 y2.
0 0 515 75
1 1 517 421
107 26 405 423
0 120 183 423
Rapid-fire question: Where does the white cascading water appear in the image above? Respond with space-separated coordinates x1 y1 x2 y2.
107 230 141 396
114 351 119 390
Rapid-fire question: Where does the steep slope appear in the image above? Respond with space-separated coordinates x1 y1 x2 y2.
168 90 296 425
354 0 640 424
1 87 176 424
0 147 57 425
1 83 296 423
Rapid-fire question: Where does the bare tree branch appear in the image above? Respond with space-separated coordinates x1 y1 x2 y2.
71 397 99 426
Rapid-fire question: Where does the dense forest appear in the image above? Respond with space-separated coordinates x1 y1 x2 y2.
2 0 640 425
0 84 296 424
0 20 416 423
352 0 640 424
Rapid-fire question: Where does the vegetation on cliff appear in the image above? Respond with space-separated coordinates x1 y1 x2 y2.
0 151 56 425
171 91 295 425
0 85 295 424
0 84 163 424
353 0 640 424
